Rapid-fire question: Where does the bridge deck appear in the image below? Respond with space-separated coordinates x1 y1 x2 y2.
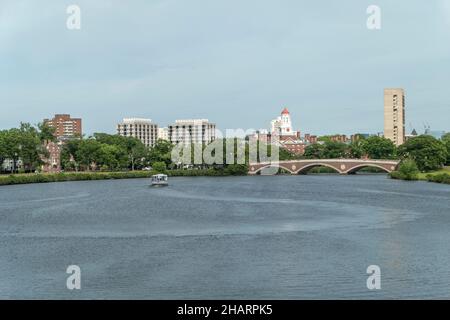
248 159 400 175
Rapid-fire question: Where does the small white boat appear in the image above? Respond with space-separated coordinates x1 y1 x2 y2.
151 174 168 187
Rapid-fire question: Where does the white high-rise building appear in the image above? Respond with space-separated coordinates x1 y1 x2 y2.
117 118 158 147
168 119 216 144
158 127 169 141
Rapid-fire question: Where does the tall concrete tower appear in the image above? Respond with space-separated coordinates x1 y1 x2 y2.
384 88 405 146
280 108 293 136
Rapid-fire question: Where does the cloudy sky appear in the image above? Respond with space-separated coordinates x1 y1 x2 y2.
1 0 449 136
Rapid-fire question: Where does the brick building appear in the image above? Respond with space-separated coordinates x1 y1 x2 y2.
329 134 348 143
44 114 82 140
41 141 61 173
304 134 318 144
41 114 82 173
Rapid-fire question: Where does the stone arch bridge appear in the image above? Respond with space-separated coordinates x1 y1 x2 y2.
248 159 400 175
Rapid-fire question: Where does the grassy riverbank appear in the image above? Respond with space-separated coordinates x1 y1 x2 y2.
0 168 247 186
0 171 149 185
390 166 450 184
417 167 450 179
421 167 450 184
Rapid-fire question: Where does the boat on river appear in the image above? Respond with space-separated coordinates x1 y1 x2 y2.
151 174 168 187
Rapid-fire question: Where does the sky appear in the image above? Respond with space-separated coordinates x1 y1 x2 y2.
1 0 449 136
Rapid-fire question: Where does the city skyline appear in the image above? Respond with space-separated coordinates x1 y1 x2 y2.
1 1 450 135
1 90 447 139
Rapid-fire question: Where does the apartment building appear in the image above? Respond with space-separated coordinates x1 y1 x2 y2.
44 114 82 140
168 119 216 144
384 88 405 146
117 118 158 147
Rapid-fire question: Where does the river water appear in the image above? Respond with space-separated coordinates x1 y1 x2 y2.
0 175 449 299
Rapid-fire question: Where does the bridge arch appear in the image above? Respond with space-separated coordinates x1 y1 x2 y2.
295 163 341 175
248 159 400 175
251 164 296 175
344 164 391 174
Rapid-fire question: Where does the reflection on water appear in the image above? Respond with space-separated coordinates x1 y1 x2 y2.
0 175 449 299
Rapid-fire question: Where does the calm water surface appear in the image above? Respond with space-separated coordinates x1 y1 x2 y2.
0 175 449 299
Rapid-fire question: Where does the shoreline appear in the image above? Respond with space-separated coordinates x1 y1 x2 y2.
389 167 450 185
1 169 449 186
0 169 248 186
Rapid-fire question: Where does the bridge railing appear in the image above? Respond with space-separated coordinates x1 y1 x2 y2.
248 159 400 175
249 159 400 166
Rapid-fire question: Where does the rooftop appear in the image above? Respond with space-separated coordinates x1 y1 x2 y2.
121 118 153 124
281 108 290 115
174 119 211 124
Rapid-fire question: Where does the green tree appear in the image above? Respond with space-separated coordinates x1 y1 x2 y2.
442 133 450 165
303 143 325 159
390 159 419 180
93 133 122 145
322 141 348 158
148 139 173 166
97 144 127 171
360 136 396 159
349 139 364 158
1 129 22 172
0 130 6 171
398 135 447 171
94 133 148 170
76 139 102 171
123 137 146 170
37 122 56 143
61 139 82 171
17 123 46 172
152 161 167 173
278 146 297 160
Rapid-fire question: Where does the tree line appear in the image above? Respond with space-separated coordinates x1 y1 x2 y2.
59 133 173 172
302 134 450 172
1 122 449 174
0 123 56 173
0 125 273 174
